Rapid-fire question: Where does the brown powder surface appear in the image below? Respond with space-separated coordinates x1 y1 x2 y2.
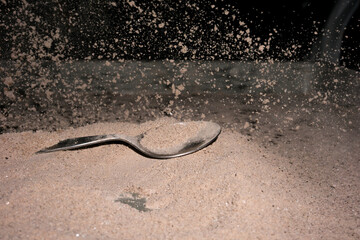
0 115 359 239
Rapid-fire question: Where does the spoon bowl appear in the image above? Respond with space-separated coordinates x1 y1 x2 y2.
36 121 221 159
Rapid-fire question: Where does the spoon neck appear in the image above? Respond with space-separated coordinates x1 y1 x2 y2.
113 134 140 144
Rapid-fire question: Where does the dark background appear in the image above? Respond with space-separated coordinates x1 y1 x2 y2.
1 0 359 70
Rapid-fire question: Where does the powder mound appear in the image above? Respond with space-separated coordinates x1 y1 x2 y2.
140 121 208 155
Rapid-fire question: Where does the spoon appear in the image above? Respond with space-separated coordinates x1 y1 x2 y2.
36 121 221 159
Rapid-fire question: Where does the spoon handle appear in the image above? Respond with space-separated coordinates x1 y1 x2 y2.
36 134 120 153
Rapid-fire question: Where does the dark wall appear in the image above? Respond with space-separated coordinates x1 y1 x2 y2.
1 0 359 69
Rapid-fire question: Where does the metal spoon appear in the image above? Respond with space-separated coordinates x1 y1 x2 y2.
36 121 221 159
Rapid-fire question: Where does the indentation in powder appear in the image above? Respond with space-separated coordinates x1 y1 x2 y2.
115 193 151 212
